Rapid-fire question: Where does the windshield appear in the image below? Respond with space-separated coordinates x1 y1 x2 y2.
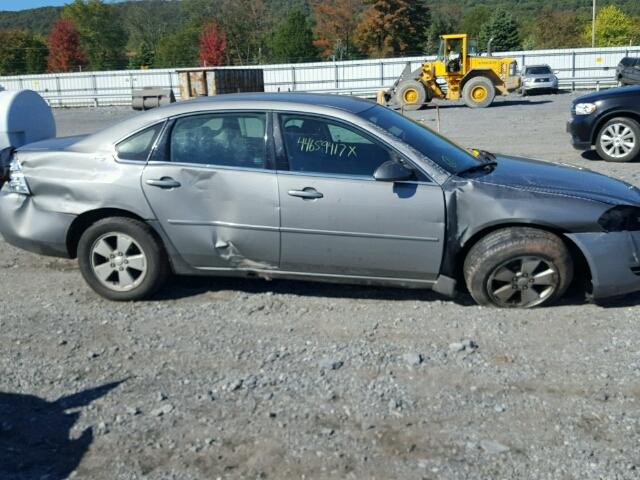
358 105 482 174
526 66 551 75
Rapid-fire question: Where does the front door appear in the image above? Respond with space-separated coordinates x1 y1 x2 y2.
276 113 445 281
141 111 280 270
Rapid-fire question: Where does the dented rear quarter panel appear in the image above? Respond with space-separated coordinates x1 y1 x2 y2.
15 148 155 220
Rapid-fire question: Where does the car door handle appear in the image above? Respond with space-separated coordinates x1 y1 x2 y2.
146 178 181 189
288 188 323 199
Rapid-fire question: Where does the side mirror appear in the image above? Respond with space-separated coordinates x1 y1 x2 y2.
373 159 415 182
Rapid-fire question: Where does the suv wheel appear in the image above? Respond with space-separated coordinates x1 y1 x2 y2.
464 228 573 308
77 217 169 301
595 117 640 162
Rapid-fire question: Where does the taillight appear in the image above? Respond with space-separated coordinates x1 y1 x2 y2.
7 155 31 195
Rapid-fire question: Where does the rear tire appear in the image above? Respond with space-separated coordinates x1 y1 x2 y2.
77 217 169 301
395 80 427 111
462 76 495 108
464 228 573 308
595 117 640 163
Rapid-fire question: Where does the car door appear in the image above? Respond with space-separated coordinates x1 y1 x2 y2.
275 112 446 281
140 111 280 270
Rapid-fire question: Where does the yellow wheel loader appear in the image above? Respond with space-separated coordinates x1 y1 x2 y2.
378 34 521 110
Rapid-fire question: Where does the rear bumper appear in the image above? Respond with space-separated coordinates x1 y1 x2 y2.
0 188 74 258
566 231 640 299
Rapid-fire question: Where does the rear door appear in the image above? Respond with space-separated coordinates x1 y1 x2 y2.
140 111 280 270
275 113 446 281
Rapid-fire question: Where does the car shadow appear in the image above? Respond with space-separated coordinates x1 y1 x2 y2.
426 99 552 110
0 380 125 480
154 276 640 308
580 150 602 161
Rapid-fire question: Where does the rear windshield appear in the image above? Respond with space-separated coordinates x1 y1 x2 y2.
357 105 481 174
526 66 551 75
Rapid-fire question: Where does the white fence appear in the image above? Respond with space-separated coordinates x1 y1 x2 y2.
0 45 638 107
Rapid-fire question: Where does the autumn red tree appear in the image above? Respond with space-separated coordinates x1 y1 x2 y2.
199 20 227 67
355 0 430 57
312 0 363 59
46 18 86 72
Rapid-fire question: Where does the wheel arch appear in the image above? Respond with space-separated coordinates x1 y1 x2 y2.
590 110 640 145
66 208 152 259
454 222 592 293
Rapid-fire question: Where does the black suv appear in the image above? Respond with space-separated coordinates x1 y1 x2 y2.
617 57 640 86
567 85 640 162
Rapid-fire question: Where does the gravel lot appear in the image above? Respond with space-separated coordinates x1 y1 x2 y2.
2 93 640 480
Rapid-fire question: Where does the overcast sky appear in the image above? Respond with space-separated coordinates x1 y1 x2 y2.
0 0 123 11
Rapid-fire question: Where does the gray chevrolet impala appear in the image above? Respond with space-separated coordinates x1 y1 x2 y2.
1 93 640 307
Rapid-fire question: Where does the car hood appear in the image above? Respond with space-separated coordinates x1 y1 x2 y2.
466 154 640 206
573 84 640 103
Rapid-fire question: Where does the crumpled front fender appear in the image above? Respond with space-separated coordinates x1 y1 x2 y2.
566 231 640 299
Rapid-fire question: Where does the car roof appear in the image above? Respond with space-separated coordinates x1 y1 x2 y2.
82 93 378 149
524 64 551 69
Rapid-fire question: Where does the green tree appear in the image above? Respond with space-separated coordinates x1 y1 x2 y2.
424 14 458 54
355 0 430 57
460 5 492 39
155 23 200 68
121 0 181 55
269 10 317 63
478 9 520 52
25 34 48 74
63 0 127 70
128 42 155 69
586 4 633 47
0 29 47 75
530 8 585 49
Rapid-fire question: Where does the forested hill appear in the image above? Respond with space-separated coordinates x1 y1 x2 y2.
0 0 638 76
1 0 639 36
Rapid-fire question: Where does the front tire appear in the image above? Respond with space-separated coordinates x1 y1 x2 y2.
595 117 640 162
77 217 169 301
462 76 496 108
394 80 427 111
464 228 573 308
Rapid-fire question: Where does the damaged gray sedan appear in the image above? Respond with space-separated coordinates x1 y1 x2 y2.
1 93 640 307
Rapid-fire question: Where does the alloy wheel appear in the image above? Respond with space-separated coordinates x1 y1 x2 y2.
487 256 559 308
600 123 636 159
90 232 147 292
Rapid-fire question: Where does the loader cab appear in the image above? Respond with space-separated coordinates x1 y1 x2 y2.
437 34 468 75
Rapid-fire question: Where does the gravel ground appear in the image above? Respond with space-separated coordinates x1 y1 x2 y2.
1 93 640 480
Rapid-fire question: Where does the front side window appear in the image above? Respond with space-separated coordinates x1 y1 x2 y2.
169 112 266 168
280 114 392 177
116 124 163 161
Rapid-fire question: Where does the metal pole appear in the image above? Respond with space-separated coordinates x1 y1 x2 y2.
291 66 296 92
571 51 576 91
592 0 596 48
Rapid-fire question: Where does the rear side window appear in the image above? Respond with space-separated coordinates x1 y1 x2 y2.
280 114 392 177
116 124 163 161
169 112 267 168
